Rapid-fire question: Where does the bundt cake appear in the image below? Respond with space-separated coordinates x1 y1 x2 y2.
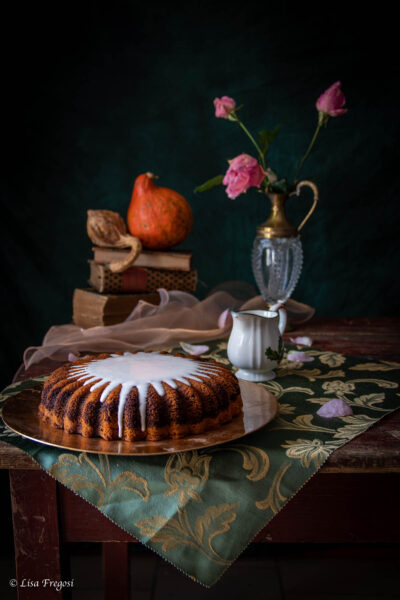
39 351 242 441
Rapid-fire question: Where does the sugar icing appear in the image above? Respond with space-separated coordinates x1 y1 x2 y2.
68 352 222 437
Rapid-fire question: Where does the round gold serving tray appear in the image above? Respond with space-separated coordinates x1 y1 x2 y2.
1 380 278 456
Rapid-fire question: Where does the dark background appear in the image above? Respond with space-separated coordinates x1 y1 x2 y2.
2 1 400 390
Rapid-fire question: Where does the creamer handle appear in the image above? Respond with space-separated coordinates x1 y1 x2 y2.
278 307 287 335
270 303 287 334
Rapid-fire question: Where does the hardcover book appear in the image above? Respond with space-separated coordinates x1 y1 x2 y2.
88 261 198 294
92 246 192 272
73 288 161 328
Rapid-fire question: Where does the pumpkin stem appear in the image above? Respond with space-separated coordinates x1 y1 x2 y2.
146 172 159 180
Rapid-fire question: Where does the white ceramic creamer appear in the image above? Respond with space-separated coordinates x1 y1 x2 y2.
227 308 286 382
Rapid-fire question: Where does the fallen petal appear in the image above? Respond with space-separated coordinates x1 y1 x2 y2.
289 336 313 347
287 351 314 363
317 398 353 418
180 342 210 356
218 308 233 329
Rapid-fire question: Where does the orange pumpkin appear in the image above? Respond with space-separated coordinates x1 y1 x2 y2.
127 172 193 250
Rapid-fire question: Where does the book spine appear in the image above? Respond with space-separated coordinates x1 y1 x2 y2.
92 247 192 271
89 263 197 294
73 291 161 328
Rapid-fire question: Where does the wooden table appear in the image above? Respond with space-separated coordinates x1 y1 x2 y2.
1 318 400 599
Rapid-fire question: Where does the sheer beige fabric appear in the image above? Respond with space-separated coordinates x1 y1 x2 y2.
23 289 314 368
23 290 241 368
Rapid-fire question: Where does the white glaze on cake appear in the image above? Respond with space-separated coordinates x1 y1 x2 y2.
68 352 222 436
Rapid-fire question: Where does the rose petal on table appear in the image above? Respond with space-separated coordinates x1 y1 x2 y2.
287 351 315 362
317 398 353 418
289 336 313 346
218 308 233 329
179 342 210 356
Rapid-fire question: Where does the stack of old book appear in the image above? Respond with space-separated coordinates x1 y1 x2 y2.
73 247 196 328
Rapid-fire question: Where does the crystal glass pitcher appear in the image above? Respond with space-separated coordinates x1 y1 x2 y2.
252 180 319 307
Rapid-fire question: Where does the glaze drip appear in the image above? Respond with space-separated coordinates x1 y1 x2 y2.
68 352 222 436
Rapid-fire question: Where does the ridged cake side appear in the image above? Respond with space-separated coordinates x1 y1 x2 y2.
39 351 242 441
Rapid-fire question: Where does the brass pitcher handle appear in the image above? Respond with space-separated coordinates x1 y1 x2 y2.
292 180 319 232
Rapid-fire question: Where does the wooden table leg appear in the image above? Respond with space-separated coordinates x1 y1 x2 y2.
102 542 130 600
9 469 63 599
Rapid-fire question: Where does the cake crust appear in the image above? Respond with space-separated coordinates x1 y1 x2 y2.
39 351 242 441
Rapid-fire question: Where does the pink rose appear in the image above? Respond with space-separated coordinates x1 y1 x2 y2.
222 154 267 199
213 96 236 119
316 81 347 118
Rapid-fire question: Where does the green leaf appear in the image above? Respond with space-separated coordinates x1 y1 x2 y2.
257 124 282 155
194 175 224 193
269 178 289 193
265 336 285 362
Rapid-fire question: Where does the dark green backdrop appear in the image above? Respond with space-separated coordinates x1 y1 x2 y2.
2 1 400 389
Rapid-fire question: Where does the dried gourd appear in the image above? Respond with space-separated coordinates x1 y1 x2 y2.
86 209 142 273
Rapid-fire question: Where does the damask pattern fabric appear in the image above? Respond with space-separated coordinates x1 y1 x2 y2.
1 342 399 586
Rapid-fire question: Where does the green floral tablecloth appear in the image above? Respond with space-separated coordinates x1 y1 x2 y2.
1 342 400 586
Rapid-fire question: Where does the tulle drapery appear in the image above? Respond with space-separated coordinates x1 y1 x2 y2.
24 288 314 368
